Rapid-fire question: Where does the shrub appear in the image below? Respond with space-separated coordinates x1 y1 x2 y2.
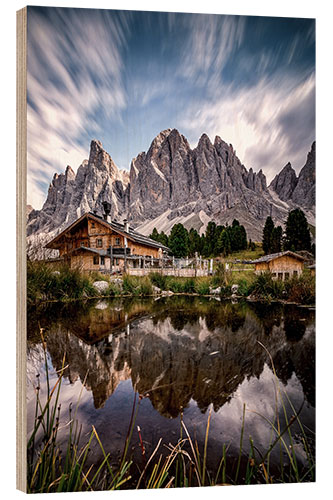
183 278 196 294
220 284 232 298
139 276 153 295
236 279 250 296
284 272 315 305
107 282 121 296
168 278 185 293
195 278 211 295
27 261 97 303
211 262 228 287
249 272 285 301
149 272 168 290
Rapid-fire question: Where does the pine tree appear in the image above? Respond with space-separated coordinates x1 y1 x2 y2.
159 231 169 247
218 230 231 256
284 209 311 251
188 228 200 257
168 223 189 257
150 227 160 242
205 221 217 256
262 216 274 254
271 226 282 253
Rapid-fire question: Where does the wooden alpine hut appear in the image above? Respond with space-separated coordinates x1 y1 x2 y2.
45 202 170 273
251 251 307 281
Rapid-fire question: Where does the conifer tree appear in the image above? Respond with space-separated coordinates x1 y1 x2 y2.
168 223 189 257
284 209 311 251
271 226 282 253
262 216 274 254
150 227 160 242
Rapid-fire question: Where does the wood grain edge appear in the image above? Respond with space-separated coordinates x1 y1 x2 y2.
16 6 27 493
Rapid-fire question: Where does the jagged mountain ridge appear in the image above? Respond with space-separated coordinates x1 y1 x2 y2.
27 129 315 256
269 142 315 208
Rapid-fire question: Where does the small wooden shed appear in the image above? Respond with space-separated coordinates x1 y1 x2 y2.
251 251 306 281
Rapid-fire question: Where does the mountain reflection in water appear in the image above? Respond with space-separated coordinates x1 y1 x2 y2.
27 297 315 471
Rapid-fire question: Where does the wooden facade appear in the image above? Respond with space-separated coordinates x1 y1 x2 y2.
45 212 168 273
252 251 306 281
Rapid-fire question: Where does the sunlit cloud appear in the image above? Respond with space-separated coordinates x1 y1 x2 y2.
180 73 315 182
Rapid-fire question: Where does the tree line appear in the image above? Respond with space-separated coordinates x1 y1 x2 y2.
150 208 314 259
150 219 248 258
262 208 313 255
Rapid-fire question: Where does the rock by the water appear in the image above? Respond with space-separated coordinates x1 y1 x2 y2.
93 280 109 294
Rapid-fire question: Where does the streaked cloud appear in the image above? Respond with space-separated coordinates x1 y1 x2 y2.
27 8 315 208
27 7 130 208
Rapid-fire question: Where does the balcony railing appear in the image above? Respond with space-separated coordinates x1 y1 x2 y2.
107 247 131 256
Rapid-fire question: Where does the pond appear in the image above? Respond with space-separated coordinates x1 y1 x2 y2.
27 296 315 486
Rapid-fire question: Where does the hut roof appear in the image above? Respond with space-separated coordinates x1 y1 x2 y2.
251 251 307 264
46 212 170 252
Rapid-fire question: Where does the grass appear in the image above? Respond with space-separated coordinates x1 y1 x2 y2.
27 261 98 305
27 260 315 306
28 330 315 491
248 271 315 304
27 330 132 493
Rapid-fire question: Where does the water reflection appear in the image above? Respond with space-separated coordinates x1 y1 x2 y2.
28 297 315 416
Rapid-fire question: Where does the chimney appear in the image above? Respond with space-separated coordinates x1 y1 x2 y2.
102 201 111 223
124 218 129 233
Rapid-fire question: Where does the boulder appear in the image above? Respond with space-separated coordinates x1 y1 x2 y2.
231 284 239 295
152 286 162 294
93 280 109 294
209 286 221 295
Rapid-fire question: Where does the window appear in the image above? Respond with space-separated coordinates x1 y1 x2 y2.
91 222 95 228
284 272 290 280
101 256 105 266
271 272 276 278
115 258 119 265
80 241 85 247
293 270 298 277
278 273 283 280
93 256 99 265
115 237 121 246
96 239 102 247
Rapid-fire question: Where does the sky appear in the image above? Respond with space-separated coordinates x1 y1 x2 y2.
27 6 315 209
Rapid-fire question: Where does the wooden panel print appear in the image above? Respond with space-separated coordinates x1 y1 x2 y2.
17 3 316 494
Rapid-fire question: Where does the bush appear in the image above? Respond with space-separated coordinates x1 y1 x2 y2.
139 276 153 295
183 278 196 294
27 261 97 304
249 272 285 301
211 261 227 287
149 272 168 290
284 272 315 305
220 284 232 298
236 279 250 296
107 282 121 296
168 278 185 293
195 278 211 295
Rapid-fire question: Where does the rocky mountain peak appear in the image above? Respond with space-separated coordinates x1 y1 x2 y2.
65 165 75 181
147 129 172 156
291 141 315 208
197 133 213 150
269 142 315 208
27 129 315 256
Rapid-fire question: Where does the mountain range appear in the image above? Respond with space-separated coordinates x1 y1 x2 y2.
27 129 315 257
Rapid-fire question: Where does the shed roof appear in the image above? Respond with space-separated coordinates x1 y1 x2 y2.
251 251 307 264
